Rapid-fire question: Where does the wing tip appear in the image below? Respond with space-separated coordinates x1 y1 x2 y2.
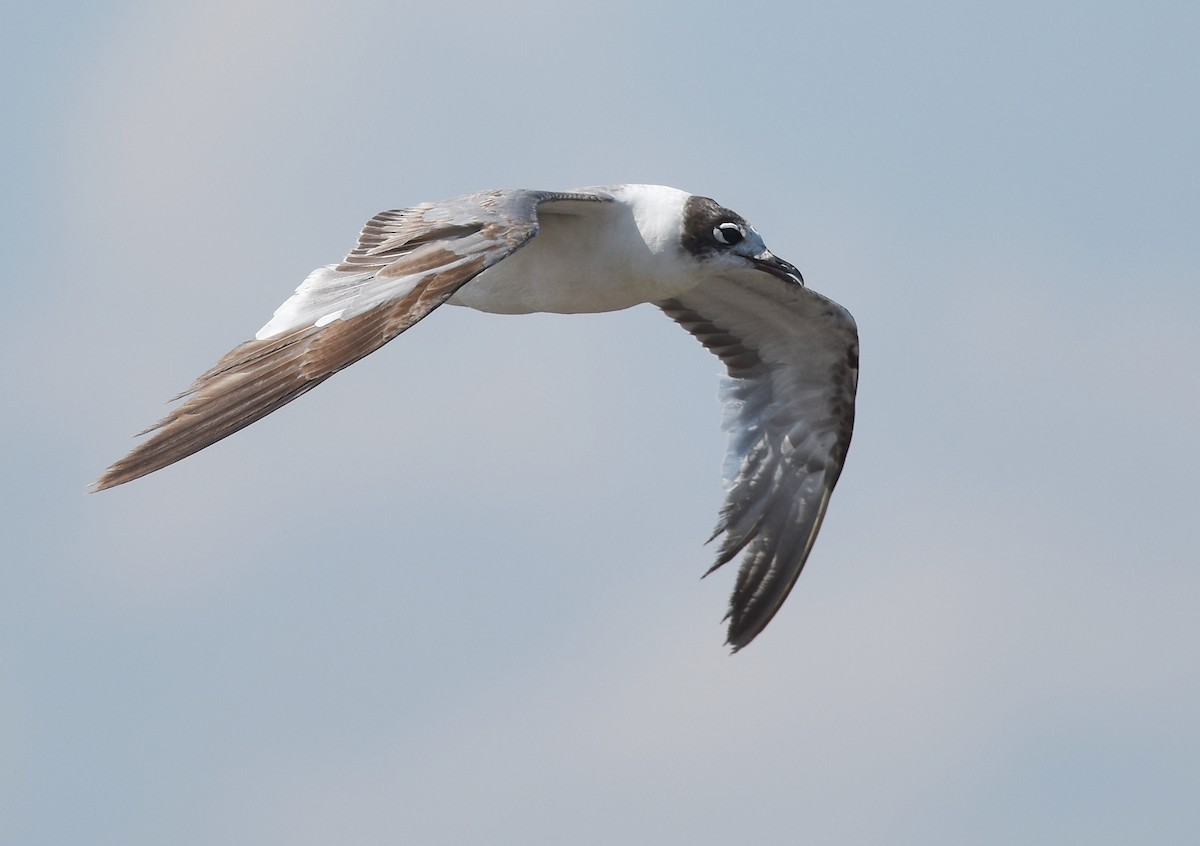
724 616 764 653
91 458 154 493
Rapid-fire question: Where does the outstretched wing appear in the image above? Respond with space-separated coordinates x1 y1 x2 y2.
659 272 858 650
95 189 610 491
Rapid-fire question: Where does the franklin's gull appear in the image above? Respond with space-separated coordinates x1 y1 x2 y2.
95 184 858 649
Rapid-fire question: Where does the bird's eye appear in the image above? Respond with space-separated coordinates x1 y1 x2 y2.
713 222 745 246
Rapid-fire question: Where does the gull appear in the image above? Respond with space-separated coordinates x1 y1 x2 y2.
95 185 858 649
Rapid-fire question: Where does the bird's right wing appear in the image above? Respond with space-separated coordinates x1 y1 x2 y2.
94 189 611 491
659 271 858 650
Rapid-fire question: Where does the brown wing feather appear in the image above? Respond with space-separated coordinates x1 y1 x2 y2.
339 208 484 271
93 255 486 491
94 189 613 492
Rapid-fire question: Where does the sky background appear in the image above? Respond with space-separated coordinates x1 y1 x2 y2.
4 1 1198 844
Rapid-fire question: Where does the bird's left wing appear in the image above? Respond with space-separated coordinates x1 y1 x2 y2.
95 189 611 490
658 271 858 650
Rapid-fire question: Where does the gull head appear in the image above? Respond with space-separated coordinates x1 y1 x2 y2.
679 194 805 286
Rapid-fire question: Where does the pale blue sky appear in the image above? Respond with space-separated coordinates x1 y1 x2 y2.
4 2 1198 844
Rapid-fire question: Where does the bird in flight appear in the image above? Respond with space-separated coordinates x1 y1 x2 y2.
95 185 858 649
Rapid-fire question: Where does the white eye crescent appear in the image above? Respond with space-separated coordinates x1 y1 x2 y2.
713 222 746 246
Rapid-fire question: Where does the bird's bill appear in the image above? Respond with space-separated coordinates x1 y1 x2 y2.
751 252 804 286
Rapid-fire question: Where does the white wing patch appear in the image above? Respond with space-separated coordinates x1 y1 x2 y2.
255 266 418 339
313 309 346 328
